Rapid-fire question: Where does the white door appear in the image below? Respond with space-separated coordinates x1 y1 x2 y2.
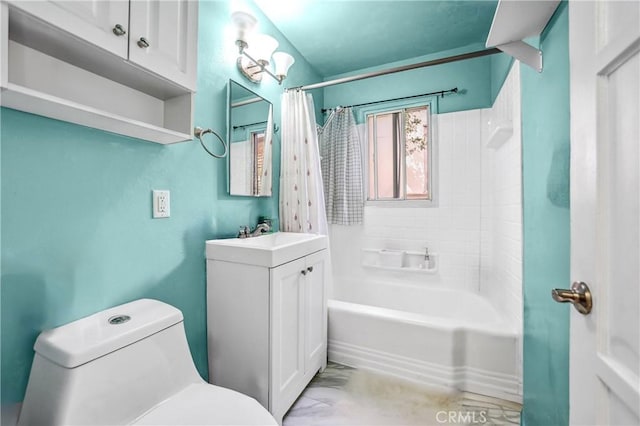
569 1 639 424
304 250 328 375
270 257 306 422
128 0 198 91
8 0 129 58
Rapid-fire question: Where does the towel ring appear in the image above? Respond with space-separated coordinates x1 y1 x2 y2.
195 127 228 159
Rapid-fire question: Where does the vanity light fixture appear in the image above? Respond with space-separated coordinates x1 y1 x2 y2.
231 9 295 84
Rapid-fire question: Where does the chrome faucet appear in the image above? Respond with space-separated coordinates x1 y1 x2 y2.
237 226 250 238
249 222 270 237
237 222 270 238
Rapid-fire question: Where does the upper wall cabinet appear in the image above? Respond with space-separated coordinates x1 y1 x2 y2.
128 0 197 90
0 0 198 144
9 1 130 58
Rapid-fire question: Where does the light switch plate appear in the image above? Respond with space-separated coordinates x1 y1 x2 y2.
152 190 170 218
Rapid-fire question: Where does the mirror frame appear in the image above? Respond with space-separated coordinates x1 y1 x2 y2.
227 79 273 197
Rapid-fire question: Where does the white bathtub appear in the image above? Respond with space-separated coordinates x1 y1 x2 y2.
328 279 521 403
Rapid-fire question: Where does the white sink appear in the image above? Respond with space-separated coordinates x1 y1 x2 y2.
206 232 328 267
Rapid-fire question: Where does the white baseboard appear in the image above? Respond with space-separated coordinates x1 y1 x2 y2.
328 339 522 404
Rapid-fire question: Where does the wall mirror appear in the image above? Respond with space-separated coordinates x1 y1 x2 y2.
228 80 274 197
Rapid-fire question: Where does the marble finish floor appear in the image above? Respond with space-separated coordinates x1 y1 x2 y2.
283 363 521 426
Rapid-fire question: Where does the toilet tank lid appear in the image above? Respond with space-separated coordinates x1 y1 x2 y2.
34 299 183 368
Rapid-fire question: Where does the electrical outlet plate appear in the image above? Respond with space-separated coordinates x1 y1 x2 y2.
152 190 170 218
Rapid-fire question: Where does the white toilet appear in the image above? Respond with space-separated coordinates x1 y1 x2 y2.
18 298 277 426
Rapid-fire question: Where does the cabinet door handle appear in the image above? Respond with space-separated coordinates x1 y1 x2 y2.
301 270 307 276
307 266 314 273
137 37 150 48
112 24 126 36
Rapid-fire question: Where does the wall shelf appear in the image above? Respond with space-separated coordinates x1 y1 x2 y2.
486 0 561 72
361 248 438 274
362 263 438 274
486 121 513 149
2 83 192 144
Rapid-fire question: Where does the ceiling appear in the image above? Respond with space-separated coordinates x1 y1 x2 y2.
254 0 498 78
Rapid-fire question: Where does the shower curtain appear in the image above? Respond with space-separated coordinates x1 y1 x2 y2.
280 90 328 235
320 108 364 225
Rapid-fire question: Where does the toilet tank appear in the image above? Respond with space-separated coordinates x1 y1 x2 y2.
18 299 203 426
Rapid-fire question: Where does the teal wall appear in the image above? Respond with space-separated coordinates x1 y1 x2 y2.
0 0 322 407
322 43 510 118
521 3 570 425
490 53 514 103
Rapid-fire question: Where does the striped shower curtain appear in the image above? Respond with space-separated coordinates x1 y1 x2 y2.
320 107 364 225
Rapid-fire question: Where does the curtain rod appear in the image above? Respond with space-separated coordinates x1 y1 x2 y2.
231 97 264 108
233 120 267 130
321 87 458 113
287 48 501 92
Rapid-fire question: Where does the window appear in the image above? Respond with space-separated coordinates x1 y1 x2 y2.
366 104 432 202
251 130 266 195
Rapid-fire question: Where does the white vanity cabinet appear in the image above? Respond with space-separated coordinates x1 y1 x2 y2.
1 0 198 143
206 234 328 425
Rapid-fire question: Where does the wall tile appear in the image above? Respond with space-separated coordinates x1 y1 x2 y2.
330 109 484 291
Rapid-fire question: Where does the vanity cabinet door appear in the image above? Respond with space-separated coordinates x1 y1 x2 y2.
304 250 328 375
270 257 307 422
269 250 328 423
8 0 129 58
128 0 198 91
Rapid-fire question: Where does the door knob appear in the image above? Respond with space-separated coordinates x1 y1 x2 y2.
552 281 592 315
112 24 126 36
137 37 150 48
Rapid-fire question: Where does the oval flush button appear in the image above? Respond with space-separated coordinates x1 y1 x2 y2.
108 315 131 325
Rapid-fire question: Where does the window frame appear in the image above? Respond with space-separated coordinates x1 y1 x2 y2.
363 98 438 208
249 129 266 195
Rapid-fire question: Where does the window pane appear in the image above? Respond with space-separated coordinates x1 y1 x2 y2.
252 132 265 195
366 104 431 202
375 114 397 198
404 106 429 199
367 116 375 199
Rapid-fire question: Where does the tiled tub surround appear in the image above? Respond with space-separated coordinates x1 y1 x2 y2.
327 103 523 403
480 64 523 392
283 363 521 426
329 110 484 293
